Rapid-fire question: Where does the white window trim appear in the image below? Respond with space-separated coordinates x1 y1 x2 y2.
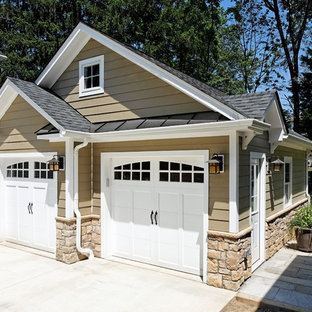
79 55 104 97
284 156 293 208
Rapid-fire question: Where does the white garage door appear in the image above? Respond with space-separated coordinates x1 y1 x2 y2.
109 155 206 275
2 158 57 253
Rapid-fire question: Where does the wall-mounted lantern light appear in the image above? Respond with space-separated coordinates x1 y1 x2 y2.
208 154 224 174
271 157 284 172
48 155 65 172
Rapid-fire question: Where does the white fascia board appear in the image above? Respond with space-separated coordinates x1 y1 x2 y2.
0 79 64 131
35 28 90 86
36 23 244 121
280 134 312 150
38 119 270 143
264 95 287 134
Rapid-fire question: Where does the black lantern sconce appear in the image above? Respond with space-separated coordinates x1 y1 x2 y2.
48 155 65 172
208 154 224 174
270 157 284 172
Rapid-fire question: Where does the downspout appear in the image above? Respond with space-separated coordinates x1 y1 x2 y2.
74 138 94 260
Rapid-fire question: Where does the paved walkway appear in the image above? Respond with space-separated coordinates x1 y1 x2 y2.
239 246 312 311
0 243 235 312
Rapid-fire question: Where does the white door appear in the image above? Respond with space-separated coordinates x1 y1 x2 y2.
251 158 260 264
110 156 205 275
3 158 57 252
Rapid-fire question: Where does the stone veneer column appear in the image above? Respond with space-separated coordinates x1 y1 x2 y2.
56 215 101 264
207 229 252 291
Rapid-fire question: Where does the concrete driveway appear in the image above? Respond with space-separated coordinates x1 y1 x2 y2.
0 243 235 312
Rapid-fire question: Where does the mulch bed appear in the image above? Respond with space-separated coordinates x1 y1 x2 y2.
221 297 296 312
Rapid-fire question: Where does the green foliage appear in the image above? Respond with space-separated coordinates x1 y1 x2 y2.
289 205 312 229
299 48 312 139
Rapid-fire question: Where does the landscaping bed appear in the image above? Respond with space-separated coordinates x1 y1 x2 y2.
221 296 301 312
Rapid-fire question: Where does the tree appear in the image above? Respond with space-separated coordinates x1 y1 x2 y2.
299 48 312 139
218 0 281 94
263 0 312 132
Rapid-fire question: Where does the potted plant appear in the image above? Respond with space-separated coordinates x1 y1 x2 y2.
289 205 312 252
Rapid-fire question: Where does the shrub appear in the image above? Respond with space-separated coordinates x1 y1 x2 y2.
289 205 312 229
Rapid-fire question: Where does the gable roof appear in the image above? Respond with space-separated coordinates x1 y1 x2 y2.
221 91 276 120
4 78 91 132
35 22 245 121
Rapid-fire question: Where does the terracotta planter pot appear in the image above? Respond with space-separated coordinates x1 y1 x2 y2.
295 228 312 252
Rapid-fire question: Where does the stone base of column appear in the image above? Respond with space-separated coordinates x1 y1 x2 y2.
56 215 101 264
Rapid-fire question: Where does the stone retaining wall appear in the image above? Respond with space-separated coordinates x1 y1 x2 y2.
56 215 101 264
207 231 252 291
265 202 306 260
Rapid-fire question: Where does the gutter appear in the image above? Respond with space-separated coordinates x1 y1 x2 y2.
74 138 94 260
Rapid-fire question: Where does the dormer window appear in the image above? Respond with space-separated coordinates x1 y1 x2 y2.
79 55 104 97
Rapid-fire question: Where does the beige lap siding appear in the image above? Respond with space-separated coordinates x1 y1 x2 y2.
238 133 270 231
266 145 306 218
92 136 230 232
0 96 66 217
51 39 210 123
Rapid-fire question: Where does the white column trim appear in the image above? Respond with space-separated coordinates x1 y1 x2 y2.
229 131 239 233
65 139 74 218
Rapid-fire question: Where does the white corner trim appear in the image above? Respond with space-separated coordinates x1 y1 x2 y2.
79 55 104 97
229 131 239 233
36 23 245 121
65 139 74 219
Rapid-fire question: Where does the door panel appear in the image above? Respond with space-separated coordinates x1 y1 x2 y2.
5 185 19 240
18 185 32 244
32 184 49 248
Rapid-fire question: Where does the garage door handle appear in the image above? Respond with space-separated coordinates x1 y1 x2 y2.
150 211 154 225
154 211 158 225
29 202 33 214
27 203 31 214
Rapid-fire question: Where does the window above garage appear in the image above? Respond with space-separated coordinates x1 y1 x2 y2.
79 55 104 97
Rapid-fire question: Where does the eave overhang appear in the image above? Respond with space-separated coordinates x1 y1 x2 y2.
37 119 271 143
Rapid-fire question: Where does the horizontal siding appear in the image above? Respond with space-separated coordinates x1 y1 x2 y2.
93 136 230 232
52 39 210 123
0 96 66 217
266 145 307 218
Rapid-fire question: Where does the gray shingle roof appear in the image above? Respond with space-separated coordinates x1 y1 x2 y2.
8 77 92 132
221 91 276 120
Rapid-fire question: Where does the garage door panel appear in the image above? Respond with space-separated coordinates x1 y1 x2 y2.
158 192 179 213
183 194 203 215
158 242 179 265
133 190 152 210
112 189 132 208
183 245 201 272
5 185 18 240
32 186 49 247
109 155 205 276
3 158 57 253
18 186 32 244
